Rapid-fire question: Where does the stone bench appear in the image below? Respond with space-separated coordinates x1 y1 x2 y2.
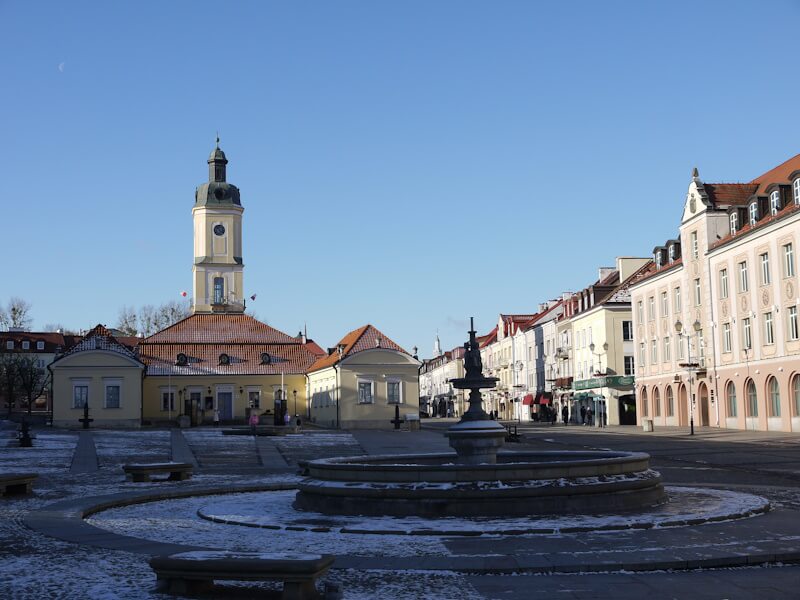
149 551 335 599
0 473 38 497
122 462 193 483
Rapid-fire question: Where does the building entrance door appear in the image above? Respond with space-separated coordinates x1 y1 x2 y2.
218 391 233 421
698 383 709 426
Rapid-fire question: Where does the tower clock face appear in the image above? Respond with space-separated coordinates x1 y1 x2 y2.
213 224 226 236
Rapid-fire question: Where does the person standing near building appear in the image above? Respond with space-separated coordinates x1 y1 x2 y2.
213 408 220 427
562 404 569 426
580 405 586 425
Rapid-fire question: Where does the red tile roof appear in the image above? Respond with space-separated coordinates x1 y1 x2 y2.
143 313 298 344
478 326 498 348
57 324 142 363
304 340 326 357
703 183 758 206
139 313 318 375
306 324 410 373
751 152 800 195
139 342 317 376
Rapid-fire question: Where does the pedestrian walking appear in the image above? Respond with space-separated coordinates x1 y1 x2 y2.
213 408 220 427
249 411 259 435
562 404 569 426
586 406 593 427
580 405 586 425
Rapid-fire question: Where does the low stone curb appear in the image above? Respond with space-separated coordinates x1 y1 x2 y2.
22 483 800 575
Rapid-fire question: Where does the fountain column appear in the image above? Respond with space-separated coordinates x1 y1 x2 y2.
445 319 507 465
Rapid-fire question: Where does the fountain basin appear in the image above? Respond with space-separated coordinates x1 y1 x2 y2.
294 450 666 517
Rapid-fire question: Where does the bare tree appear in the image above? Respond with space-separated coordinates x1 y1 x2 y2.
43 323 77 335
116 306 139 336
16 355 50 415
0 297 33 331
120 301 190 337
0 353 20 416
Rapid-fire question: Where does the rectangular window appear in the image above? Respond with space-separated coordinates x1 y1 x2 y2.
661 291 668 316
387 381 402 404
676 335 684 360
784 243 795 277
5 341 12 350
104 383 121 409
358 381 374 404
760 253 771 285
694 279 701 306
691 231 698 259
789 306 799 341
650 339 657 363
161 389 175 412
624 356 635 376
663 336 670 362
720 268 729 299
22 341 30 350
648 297 655 321
674 287 681 312
639 343 646 366
248 390 261 409
72 384 89 409
739 261 749 292
637 301 644 323
723 323 731 353
743 317 752 350
622 320 633 341
764 312 774 345
36 341 44 350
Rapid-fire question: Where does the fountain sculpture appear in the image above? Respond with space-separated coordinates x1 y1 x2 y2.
295 321 666 517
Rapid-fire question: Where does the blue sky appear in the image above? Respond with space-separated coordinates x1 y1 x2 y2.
3 1 800 357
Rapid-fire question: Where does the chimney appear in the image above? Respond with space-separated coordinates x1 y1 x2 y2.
598 267 615 281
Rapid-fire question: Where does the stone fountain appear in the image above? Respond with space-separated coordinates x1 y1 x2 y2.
294 321 666 518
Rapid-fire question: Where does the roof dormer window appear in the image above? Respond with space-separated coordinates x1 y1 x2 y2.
655 253 661 269
5 341 13 350
175 353 188 366
794 178 800 205
218 353 230 365
22 341 30 350
36 341 44 350
749 202 758 226
730 212 738 235
668 245 675 262
770 190 781 216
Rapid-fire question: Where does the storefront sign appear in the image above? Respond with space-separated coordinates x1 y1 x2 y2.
573 375 635 390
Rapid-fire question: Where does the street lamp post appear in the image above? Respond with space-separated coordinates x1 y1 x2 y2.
293 389 298 423
588 342 608 427
675 319 701 436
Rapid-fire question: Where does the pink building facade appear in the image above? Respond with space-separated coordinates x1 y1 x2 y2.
631 155 800 432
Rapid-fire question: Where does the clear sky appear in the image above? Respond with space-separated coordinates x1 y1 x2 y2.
3 1 800 357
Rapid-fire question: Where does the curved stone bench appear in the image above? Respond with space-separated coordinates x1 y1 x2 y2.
123 462 193 482
0 473 37 497
149 550 334 599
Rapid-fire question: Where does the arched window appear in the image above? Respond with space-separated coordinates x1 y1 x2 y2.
726 381 737 417
746 379 758 417
653 388 661 417
794 178 800 205
730 212 738 235
768 377 781 417
666 386 675 417
793 375 800 416
770 190 781 215
641 388 648 417
749 202 758 226
213 277 225 304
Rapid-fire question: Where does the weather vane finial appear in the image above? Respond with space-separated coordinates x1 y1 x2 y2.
215 131 220 147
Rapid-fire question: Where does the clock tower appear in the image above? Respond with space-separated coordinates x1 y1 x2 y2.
191 140 245 313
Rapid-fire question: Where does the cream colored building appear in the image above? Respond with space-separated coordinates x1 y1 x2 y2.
566 258 649 425
50 325 145 428
307 325 420 429
632 155 800 432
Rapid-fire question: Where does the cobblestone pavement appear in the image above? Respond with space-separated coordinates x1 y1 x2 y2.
1 421 799 599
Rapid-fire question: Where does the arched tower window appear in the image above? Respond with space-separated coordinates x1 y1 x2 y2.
213 277 225 305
